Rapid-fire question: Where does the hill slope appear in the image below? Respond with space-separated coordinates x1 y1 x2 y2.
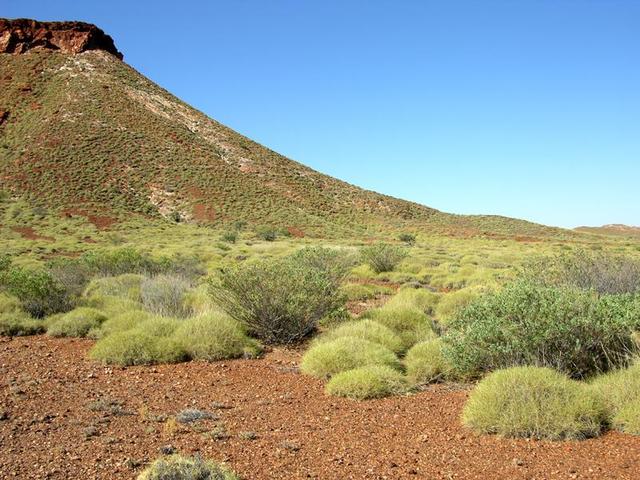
0 19 568 238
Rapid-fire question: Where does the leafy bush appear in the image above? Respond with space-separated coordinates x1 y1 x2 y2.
221 230 238 243
47 307 107 338
590 362 640 435
255 226 277 241
141 275 192 318
462 366 605 440
300 337 400 379
442 281 640 379
138 454 238 480
210 247 349 344
526 250 640 295
47 257 94 299
173 314 261 361
360 243 407 273
398 233 416 245
0 266 71 317
363 306 435 351
90 331 187 366
326 365 408 400
405 339 450 385
315 319 403 354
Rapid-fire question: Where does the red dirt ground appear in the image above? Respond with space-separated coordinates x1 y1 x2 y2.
10 226 55 242
1 336 639 480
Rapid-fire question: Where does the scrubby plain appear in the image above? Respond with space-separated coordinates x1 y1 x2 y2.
2 193 640 479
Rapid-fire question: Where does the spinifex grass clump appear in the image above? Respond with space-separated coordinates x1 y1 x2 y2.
314 319 404 354
0 292 44 336
300 337 401 379
47 307 108 338
173 313 261 361
210 247 351 344
590 362 640 435
362 306 436 351
326 365 408 400
404 339 450 385
137 454 239 480
463 366 605 440
360 242 407 273
442 280 640 379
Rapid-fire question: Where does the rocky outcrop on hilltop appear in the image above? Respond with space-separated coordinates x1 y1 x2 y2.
0 18 122 59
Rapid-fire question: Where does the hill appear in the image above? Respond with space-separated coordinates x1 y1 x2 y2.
0 18 569 239
575 224 640 239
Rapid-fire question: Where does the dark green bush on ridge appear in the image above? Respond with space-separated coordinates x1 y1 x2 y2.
442 281 640 379
210 247 350 344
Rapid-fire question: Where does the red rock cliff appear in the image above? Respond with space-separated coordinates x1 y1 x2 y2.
0 18 122 59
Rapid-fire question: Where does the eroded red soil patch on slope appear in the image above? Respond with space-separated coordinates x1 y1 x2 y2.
10 226 54 241
1 336 639 480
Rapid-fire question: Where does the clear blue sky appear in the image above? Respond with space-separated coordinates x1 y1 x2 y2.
5 1 639 228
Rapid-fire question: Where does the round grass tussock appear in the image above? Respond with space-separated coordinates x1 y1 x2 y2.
84 274 144 302
405 339 450 385
463 366 605 440
83 294 144 316
173 313 261 361
590 362 640 435
386 288 441 314
46 307 107 338
137 454 239 480
434 285 486 325
363 306 435 351
90 331 187 366
89 310 151 339
0 312 45 336
316 319 404 354
300 337 401 379
612 399 640 435
134 316 182 337
326 365 408 400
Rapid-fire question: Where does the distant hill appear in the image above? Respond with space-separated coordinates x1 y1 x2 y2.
0 18 571 239
575 224 640 239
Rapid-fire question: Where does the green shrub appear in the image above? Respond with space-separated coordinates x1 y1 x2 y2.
326 365 408 400
90 331 187 366
398 233 416 245
141 275 192 318
386 288 441 314
0 266 70 317
221 230 238 243
210 247 349 344
173 313 261 361
526 250 640 295
255 226 277 241
363 306 435 351
47 257 94 299
300 337 400 379
47 307 107 338
590 362 640 435
89 310 151 339
463 366 605 440
361 243 407 273
84 274 144 301
81 248 168 277
405 339 450 385
442 281 640 379
315 319 403 354
138 454 238 480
